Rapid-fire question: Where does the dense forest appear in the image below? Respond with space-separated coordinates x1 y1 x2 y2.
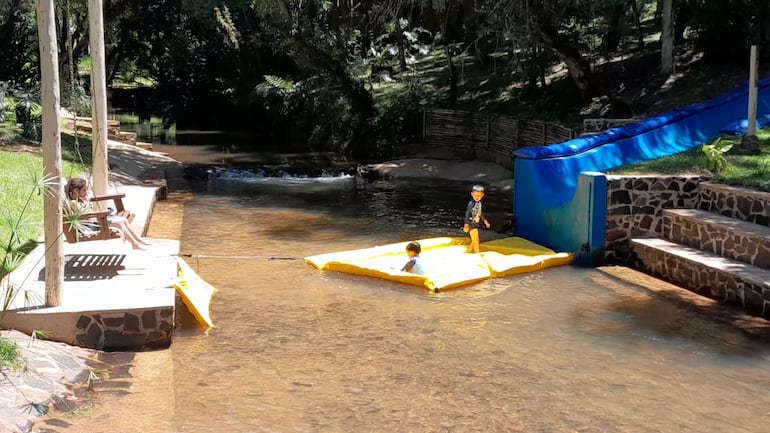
1 0 770 159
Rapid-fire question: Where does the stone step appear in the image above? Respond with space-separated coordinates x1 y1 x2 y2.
662 208 770 269
698 181 770 227
630 237 770 318
116 130 138 145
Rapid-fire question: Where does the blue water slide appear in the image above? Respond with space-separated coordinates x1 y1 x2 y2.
513 77 770 262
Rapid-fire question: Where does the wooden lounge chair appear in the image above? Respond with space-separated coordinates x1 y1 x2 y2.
90 193 135 223
62 193 133 243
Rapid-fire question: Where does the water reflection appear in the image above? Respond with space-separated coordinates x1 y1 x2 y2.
60 169 770 433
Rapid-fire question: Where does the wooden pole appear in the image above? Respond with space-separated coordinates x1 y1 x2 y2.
422 110 427 144
35 0 63 306
747 45 758 136
88 0 108 196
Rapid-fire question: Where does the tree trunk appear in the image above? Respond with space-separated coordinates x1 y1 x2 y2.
538 45 547 89
63 0 77 99
445 42 458 106
603 4 626 54
35 0 64 307
394 17 408 72
88 0 109 197
629 0 645 50
540 27 598 98
660 0 674 76
309 46 375 158
442 0 458 106
0 0 25 80
674 1 689 44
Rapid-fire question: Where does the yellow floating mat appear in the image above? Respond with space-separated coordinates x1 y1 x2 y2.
171 258 219 327
305 236 573 291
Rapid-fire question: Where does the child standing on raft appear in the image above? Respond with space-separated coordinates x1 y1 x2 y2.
463 185 491 253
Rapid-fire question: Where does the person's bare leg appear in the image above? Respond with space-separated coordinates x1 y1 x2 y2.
111 217 150 245
111 220 147 249
469 228 480 253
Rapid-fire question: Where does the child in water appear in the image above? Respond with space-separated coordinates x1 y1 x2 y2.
463 184 491 253
401 241 425 275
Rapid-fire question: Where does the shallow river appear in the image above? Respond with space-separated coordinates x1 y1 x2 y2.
61 150 770 433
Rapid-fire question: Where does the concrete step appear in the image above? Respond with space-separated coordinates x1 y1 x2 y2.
630 237 770 318
662 208 770 269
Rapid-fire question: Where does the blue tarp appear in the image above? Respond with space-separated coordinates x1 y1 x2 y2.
719 113 770 135
513 76 770 255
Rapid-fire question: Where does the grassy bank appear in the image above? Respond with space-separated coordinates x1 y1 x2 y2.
0 135 88 274
610 130 770 192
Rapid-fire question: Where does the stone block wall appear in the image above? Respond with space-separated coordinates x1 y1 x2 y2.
604 175 708 263
632 241 769 317
699 182 770 227
74 308 174 350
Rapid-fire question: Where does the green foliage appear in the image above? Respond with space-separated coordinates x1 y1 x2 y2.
372 81 448 159
61 84 92 116
214 5 240 50
0 167 58 275
0 150 85 278
257 75 297 95
702 136 733 173
0 81 9 122
9 86 41 142
0 338 20 369
685 0 770 62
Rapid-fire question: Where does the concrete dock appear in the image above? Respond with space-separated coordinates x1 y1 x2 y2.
1 156 183 349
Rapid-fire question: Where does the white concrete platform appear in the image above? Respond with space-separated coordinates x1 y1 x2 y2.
0 181 179 349
4 238 178 312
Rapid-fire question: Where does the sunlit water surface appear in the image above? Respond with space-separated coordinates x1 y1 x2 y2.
60 167 770 433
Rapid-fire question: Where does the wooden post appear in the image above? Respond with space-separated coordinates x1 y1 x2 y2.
88 0 109 196
422 110 427 144
515 119 521 150
748 45 758 136
35 0 64 306
741 44 761 154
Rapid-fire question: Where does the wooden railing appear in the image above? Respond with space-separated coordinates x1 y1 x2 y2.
422 109 578 169
582 117 639 134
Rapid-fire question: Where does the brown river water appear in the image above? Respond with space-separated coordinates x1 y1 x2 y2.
56 147 770 433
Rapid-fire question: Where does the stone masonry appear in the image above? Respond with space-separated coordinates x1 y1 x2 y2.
74 308 174 350
604 175 708 263
699 182 770 227
631 241 770 317
663 209 770 268
605 175 770 319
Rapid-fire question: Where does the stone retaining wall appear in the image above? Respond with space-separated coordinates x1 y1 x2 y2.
74 308 174 349
604 175 708 263
699 182 770 227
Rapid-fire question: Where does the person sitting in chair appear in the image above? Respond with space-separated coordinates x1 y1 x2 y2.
65 177 150 250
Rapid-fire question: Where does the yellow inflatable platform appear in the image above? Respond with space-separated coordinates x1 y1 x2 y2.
305 236 573 291
171 258 219 327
